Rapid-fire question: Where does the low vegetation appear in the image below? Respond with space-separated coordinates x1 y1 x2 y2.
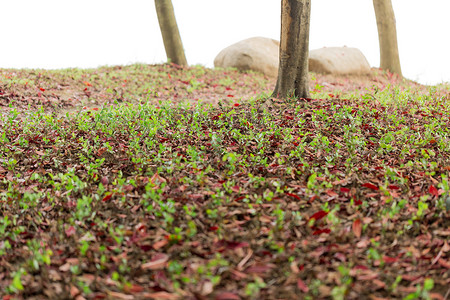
0 64 449 299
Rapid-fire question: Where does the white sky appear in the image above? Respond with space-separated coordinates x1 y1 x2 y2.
0 0 449 85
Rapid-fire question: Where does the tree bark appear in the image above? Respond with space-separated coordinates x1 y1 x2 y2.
373 0 402 76
154 0 187 66
272 0 311 100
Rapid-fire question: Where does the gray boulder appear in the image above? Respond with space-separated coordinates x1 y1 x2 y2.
308 47 371 75
214 37 279 77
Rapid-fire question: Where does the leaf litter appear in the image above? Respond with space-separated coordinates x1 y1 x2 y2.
0 63 449 299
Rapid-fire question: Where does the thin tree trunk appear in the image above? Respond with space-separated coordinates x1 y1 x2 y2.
154 0 187 66
373 0 402 76
272 0 311 99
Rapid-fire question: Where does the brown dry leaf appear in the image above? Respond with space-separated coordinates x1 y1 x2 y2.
352 218 362 239
215 292 241 300
141 292 179 299
36 150 45 156
297 279 309 293
108 291 134 300
141 253 169 270
369 296 389 300
442 241 450 252
150 173 167 185
123 284 145 294
290 261 300 274
356 239 370 248
152 239 169 250
70 285 80 298
59 263 71 272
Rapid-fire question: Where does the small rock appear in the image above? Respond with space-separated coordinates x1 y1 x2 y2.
214 37 279 77
309 47 371 75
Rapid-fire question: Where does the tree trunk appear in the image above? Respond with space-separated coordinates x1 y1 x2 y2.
272 0 311 100
373 0 402 76
154 0 187 66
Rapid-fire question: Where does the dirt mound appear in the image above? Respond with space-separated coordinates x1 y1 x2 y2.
0 64 443 115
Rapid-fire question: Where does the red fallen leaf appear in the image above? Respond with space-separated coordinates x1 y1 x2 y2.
312 228 331 235
297 279 309 293
308 194 318 203
83 81 92 87
285 115 294 120
362 183 379 190
340 187 350 193
65 225 76 237
139 245 153 251
228 95 235 98
388 185 400 190
209 226 219 231
39 87 45 92
234 196 246 201
225 87 233 91
429 185 438 197
309 210 328 221
180 80 189 85
92 107 99 111
326 189 339 197
286 193 301 200
102 194 112 202
352 265 369 271
352 219 362 239
233 103 239 106
382 256 399 264
141 253 169 270
354 199 363 205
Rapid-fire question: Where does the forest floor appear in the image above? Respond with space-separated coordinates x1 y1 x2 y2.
0 64 449 300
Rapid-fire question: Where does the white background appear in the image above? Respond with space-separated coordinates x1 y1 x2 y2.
0 0 449 85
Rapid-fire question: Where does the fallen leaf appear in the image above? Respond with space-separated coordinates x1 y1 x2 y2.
152 239 168 250
309 210 328 221
107 292 134 300
362 183 379 191
352 219 362 239
150 173 167 185
141 253 169 270
36 150 45 156
297 279 309 293
215 292 240 300
142 292 179 300
429 185 438 197
102 193 112 202
65 225 76 237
